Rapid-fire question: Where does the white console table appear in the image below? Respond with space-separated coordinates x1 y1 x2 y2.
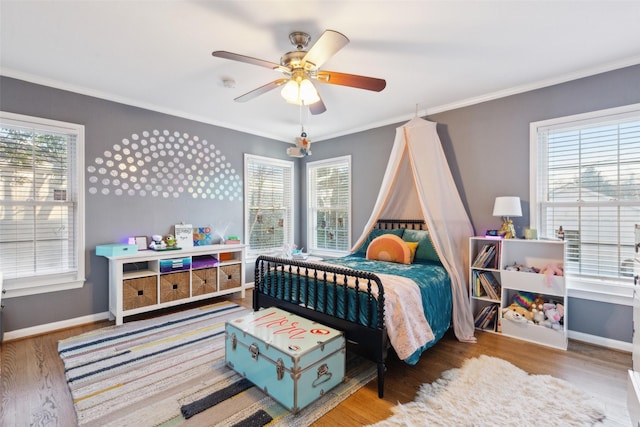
99 244 246 325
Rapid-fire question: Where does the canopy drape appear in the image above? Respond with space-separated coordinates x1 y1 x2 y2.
351 117 476 343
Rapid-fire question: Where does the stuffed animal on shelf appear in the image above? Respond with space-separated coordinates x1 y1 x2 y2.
502 303 533 324
504 263 540 273
532 294 545 308
540 263 564 286
540 302 564 330
164 234 177 248
531 302 545 325
512 291 535 310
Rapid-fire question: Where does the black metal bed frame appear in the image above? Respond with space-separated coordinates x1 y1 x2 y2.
253 219 426 398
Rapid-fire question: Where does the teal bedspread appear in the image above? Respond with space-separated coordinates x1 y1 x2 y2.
321 254 452 365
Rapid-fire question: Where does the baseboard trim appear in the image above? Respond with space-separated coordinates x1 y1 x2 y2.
3 288 257 342
3 305 632 355
3 311 111 342
568 330 632 353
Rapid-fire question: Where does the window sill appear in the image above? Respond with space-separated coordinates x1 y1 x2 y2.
2 277 85 298
246 249 349 262
309 249 350 259
566 275 634 306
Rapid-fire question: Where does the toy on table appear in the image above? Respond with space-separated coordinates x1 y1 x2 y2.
164 234 176 248
149 234 166 250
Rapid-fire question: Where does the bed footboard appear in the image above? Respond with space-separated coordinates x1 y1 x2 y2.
253 255 388 398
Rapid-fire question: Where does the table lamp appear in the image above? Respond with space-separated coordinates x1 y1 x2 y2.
493 196 522 238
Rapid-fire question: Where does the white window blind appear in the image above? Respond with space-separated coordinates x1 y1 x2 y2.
532 104 640 286
0 112 85 295
244 154 294 256
307 156 351 253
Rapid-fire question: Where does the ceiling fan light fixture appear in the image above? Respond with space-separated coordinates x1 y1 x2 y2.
299 79 320 105
280 77 320 105
215 29 384 114
280 79 300 104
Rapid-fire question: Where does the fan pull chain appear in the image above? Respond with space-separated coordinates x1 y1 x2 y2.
299 102 307 137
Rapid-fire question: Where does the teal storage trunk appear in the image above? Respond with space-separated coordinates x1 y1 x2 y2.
225 307 345 413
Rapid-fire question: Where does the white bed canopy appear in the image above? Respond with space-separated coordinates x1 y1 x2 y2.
352 117 476 343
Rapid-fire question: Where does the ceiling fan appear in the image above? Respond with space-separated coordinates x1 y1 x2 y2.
212 30 386 115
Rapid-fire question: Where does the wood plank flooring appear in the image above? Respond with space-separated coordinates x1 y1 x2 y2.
1 292 632 426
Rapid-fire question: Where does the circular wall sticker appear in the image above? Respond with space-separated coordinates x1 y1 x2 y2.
88 129 242 200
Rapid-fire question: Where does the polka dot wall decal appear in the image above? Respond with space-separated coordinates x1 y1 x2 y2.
87 129 243 200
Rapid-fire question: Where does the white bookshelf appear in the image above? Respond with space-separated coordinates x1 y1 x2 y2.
469 237 567 350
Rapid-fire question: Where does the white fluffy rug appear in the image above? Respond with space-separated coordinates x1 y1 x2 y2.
370 355 605 427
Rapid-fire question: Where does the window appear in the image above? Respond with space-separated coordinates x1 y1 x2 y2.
0 112 85 297
530 104 640 300
244 154 294 257
307 156 351 255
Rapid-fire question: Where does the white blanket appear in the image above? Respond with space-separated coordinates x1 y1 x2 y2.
374 272 435 360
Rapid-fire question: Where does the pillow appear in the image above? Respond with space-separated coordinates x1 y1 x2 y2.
406 241 419 263
354 227 405 255
366 234 412 264
402 229 440 262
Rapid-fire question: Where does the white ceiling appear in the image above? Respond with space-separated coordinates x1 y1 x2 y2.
1 1 639 143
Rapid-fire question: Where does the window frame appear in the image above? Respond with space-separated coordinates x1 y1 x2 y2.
243 153 294 259
529 103 640 305
306 155 352 257
0 111 85 298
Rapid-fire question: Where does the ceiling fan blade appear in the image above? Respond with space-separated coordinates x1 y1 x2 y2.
234 78 288 102
302 30 349 70
309 96 327 115
316 70 386 92
212 51 283 71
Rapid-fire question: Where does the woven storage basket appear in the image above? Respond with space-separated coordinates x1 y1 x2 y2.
123 276 157 310
192 267 217 296
219 264 241 291
160 271 190 303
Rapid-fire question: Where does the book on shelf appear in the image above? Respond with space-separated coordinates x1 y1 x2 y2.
472 270 488 298
474 304 498 331
472 243 498 268
477 271 501 300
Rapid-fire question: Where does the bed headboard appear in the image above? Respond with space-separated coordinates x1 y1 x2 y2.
375 219 426 230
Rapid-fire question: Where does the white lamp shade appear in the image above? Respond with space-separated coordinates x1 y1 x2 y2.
280 79 300 104
493 196 522 217
298 79 320 104
280 78 320 105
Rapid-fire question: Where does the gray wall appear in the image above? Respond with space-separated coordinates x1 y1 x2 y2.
302 64 640 344
0 76 294 332
2 64 639 344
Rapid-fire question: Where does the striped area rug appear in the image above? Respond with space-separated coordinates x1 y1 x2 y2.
58 301 376 426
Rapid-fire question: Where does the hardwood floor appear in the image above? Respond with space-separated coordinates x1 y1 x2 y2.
1 292 632 426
